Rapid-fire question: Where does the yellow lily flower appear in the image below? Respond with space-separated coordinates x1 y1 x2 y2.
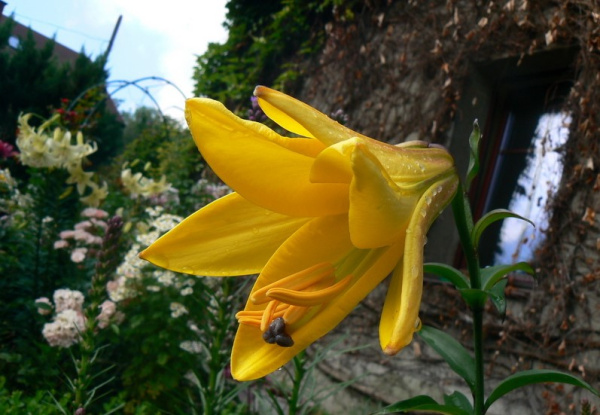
140 86 458 381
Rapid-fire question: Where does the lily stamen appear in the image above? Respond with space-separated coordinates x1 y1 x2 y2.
260 299 281 332
251 262 334 304
266 274 353 307
282 304 308 325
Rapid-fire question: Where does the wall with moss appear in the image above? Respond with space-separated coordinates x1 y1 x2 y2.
192 1 600 412
292 1 600 413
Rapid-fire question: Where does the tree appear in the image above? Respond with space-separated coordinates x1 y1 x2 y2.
0 16 123 165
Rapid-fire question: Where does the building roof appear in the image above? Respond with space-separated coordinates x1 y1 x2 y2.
0 1 82 64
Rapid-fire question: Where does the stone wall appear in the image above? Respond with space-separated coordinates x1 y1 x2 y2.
291 1 600 413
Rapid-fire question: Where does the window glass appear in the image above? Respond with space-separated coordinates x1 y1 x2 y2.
494 112 570 264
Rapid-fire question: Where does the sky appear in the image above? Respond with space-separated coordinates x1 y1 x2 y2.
5 0 229 120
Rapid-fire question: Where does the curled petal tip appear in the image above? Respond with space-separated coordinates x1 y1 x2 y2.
253 85 269 97
383 346 399 356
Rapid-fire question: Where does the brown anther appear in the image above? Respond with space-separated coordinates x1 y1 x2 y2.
262 317 294 347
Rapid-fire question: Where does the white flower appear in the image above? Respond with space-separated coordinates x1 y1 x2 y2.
180 340 203 354
180 287 193 296
53 289 85 313
170 302 188 318
42 309 86 348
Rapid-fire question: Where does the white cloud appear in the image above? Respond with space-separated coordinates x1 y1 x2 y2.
9 0 228 119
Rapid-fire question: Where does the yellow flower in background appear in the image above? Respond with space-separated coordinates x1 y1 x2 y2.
80 181 108 207
140 86 458 381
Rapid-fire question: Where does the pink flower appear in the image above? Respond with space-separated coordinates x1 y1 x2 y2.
73 229 95 244
97 300 117 329
54 240 69 249
82 207 109 219
0 140 17 159
60 230 75 239
70 247 88 263
90 218 108 229
75 221 92 230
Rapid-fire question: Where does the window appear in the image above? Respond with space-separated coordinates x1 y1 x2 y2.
464 49 576 267
493 111 570 265
8 35 20 49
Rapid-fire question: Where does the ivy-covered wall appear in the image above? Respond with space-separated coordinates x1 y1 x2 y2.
192 1 600 412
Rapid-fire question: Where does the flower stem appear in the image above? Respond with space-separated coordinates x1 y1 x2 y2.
288 351 305 415
451 185 485 414
73 216 123 411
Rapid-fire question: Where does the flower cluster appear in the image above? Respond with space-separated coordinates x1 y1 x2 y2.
16 114 107 207
247 96 267 122
38 289 87 348
195 178 232 201
17 114 96 169
120 162 172 199
0 167 32 227
54 208 110 263
108 207 188 302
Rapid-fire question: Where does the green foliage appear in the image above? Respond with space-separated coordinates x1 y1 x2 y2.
106 106 206 216
374 395 472 415
0 377 69 414
193 0 337 111
471 209 535 251
0 168 82 392
465 120 480 191
484 370 600 412
418 326 476 394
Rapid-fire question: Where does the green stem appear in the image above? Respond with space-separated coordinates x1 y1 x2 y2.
288 351 305 415
451 185 485 414
472 307 485 415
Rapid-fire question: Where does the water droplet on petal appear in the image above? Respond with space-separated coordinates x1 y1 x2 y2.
414 318 422 330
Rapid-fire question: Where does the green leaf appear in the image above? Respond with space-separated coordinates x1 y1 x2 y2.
443 391 474 414
466 120 481 191
485 369 600 412
481 262 535 291
459 288 488 309
373 395 472 415
418 325 476 392
35 301 53 311
487 279 508 315
472 209 535 249
424 263 470 290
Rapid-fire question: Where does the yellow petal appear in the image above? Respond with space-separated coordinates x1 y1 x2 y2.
359 139 456 186
186 98 349 217
254 86 372 146
349 143 419 249
310 136 455 190
140 192 309 276
379 173 458 354
231 215 404 380
309 137 357 184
